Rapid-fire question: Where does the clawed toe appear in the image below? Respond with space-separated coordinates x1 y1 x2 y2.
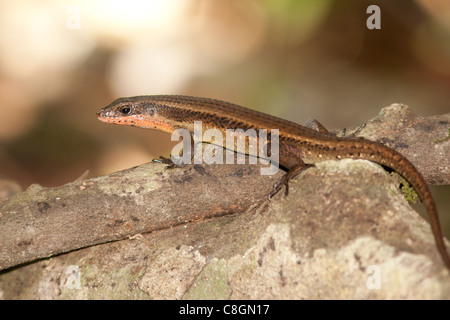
268 176 289 199
152 156 185 169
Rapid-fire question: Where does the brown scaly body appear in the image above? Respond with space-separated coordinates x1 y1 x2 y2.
97 95 450 270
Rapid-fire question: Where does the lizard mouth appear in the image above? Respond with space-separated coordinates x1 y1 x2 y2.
97 114 132 125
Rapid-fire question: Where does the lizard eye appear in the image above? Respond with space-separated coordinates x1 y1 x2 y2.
120 106 131 114
149 110 154 116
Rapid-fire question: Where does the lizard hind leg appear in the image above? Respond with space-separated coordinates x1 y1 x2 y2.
268 160 315 199
304 118 330 133
341 123 366 138
305 118 367 139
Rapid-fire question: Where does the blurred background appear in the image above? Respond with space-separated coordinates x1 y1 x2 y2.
0 0 449 230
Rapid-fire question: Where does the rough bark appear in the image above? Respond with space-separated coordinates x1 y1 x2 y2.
0 163 282 271
341 103 450 184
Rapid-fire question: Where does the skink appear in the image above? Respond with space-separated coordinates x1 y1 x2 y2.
96 95 450 270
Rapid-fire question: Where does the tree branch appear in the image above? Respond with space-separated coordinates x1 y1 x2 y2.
0 162 282 271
